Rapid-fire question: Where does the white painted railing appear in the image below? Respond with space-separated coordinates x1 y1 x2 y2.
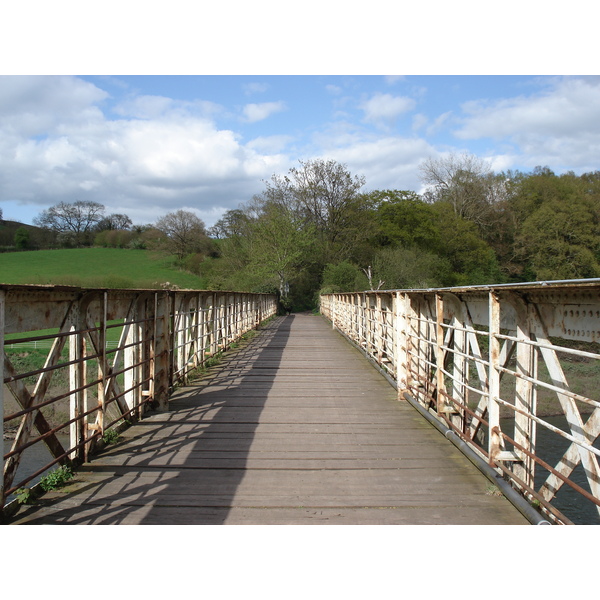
1 285 277 510
321 279 600 525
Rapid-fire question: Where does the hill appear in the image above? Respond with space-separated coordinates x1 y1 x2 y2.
0 219 53 249
0 247 207 290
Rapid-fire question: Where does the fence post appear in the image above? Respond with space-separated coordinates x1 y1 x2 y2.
153 291 171 411
69 303 87 462
488 291 502 465
395 292 409 396
512 294 537 488
435 293 446 416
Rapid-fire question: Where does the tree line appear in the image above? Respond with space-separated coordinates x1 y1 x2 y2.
7 154 600 310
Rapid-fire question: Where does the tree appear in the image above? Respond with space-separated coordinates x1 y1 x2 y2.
95 213 133 232
208 209 251 239
246 199 316 298
153 210 210 259
369 188 501 286
34 200 105 246
264 159 369 262
14 226 30 250
320 262 368 294
370 189 440 249
517 192 600 280
371 246 450 290
419 153 508 232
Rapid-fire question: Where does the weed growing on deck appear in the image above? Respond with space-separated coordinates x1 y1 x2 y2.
14 487 36 505
102 428 120 445
39 465 74 491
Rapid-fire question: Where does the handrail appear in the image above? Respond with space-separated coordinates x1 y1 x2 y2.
1 284 277 510
321 280 600 525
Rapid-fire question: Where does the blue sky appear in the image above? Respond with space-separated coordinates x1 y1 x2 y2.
2 74 600 229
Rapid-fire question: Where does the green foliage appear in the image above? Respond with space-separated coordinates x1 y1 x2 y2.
321 261 368 293
371 190 438 249
371 247 450 290
505 169 600 280
39 465 74 491
431 202 503 285
15 487 36 504
367 190 502 286
14 226 31 249
102 429 121 445
94 229 136 248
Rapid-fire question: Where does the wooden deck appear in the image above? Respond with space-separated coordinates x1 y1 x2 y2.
9 314 528 525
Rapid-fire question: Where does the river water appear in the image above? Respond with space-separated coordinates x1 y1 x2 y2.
5 433 70 503
529 415 600 525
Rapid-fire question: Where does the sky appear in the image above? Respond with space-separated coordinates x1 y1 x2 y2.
3 74 600 230
1 3 598 231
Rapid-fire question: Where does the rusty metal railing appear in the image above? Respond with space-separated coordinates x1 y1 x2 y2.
321 280 600 524
1 285 277 511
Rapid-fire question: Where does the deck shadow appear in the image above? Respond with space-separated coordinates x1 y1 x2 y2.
11 316 292 525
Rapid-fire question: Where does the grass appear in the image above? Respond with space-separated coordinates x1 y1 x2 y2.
0 247 207 290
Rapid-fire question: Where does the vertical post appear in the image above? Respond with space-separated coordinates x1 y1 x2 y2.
376 294 383 362
153 291 170 412
395 292 406 395
488 291 502 465
69 306 86 462
435 294 446 416
199 293 207 363
452 309 467 433
331 294 337 330
98 291 108 435
514 297 537 488
124 298 139 415
192 295 200 369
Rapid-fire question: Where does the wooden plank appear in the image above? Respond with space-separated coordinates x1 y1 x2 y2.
8 314 528 525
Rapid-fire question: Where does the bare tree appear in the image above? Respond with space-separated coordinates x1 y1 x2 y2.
419 153 508 231
154 209 209 259
96 213 133 231
34 200 105 246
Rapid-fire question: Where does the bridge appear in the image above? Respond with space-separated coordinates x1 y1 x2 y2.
2 280 600 524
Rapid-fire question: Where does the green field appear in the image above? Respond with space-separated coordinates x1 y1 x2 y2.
0 248 206 290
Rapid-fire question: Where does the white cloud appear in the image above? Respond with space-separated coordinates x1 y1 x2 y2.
0 75 107 136
0 77 291 226
456 79 600 138
243 82 269 95
453 77 600 170
242 101 286 123
324 136 436 192
113 95 175 119
411 112 453 136
114 95 224 120
361 93 416 128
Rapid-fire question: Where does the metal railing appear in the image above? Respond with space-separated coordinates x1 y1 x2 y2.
1 284 277 510
321 279 600 525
